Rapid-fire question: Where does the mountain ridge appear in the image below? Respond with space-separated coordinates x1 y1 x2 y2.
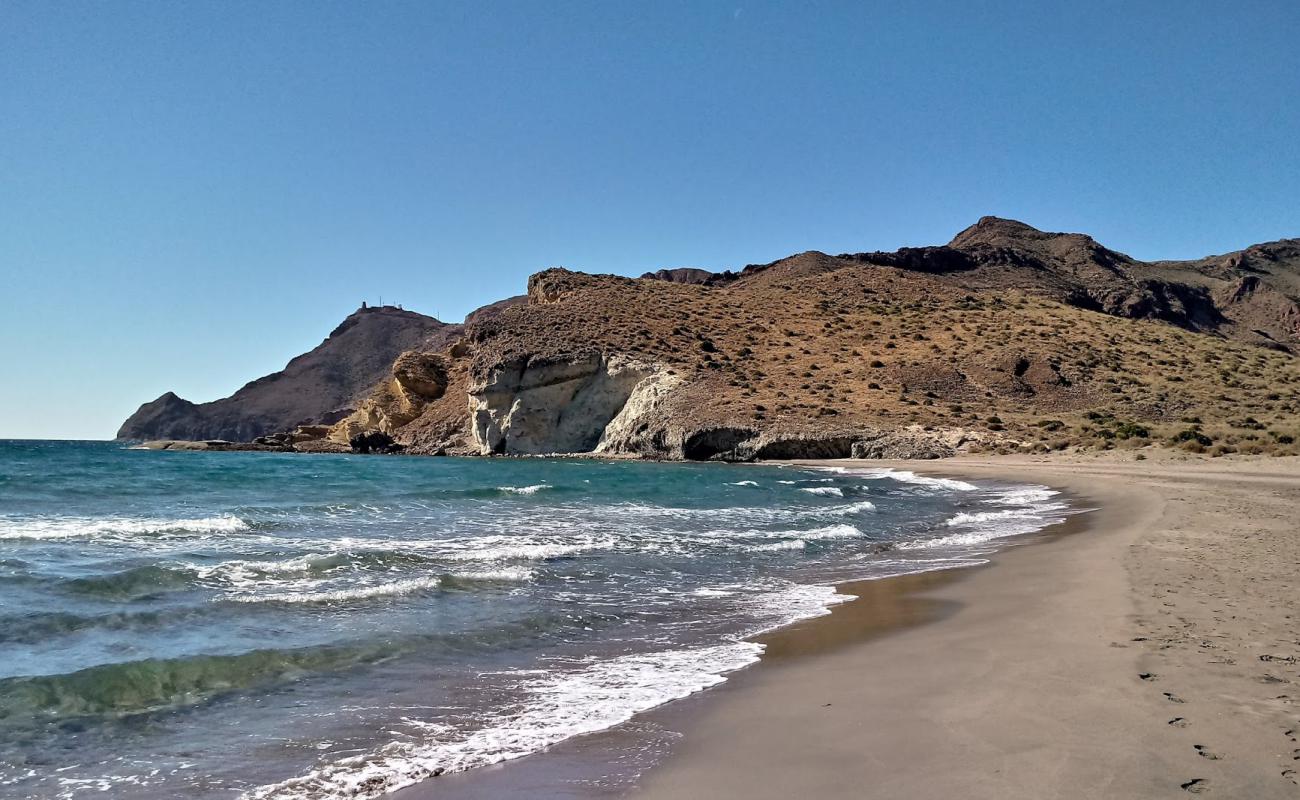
118 218 1300 459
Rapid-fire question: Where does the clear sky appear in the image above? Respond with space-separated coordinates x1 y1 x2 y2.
2 1 1297 439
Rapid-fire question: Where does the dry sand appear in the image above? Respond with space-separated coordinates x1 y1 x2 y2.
629 453 1300 799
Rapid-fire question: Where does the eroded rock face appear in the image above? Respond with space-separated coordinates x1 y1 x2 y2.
329 351 450 444
392 352 448 399
469 355 678 455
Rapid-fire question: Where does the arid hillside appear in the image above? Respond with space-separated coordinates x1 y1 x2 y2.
121 218 1300 459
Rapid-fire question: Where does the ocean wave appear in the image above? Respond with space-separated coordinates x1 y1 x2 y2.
728 480 759 487
0 514 249 541
690 587 735 597
820 499 876 516
946 508 1040 527
439 538 613 562
984 486 1059 506
831 468 977 492
901 503 1069 551
748 539 806 552
229 576 445 605
441 568 535 584
799 486 843 497
496 485 549 495
0 608 177 644
242 643 764 800
879 470 977 492
62 565 200 601
897 527 1035 550
799 524 863 540
0 641 400 723
743 581 854 636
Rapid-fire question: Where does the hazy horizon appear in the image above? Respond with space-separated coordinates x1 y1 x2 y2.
3 1 1298 439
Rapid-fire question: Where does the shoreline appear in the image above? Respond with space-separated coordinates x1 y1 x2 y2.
398 462 1096 799
627 454 1300 799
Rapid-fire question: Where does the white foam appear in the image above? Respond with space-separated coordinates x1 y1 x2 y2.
946 508 1039 527
187 554 339 593
691 587 736 597
748 539 807 552
439 538 613 562
497 485 549 495
984 486 1059 506
0 514 249 541
448 568 535 582
900 483 1070 551
799 523 863 540
879 470 978 492
743 581 855 635
829 467 977 492
230 576 444 604
799 486 843 497
728 480 759 487
243 643 765 799
822 500 877 516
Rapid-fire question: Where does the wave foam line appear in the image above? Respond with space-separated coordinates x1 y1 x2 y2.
813 467 977 492
799 486 843 497
0 515 249 541
243 643 764 799
230 576 444 604
748 539 806 552
497 485 549 495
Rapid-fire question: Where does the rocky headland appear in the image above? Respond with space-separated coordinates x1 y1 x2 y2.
118 218 1300 460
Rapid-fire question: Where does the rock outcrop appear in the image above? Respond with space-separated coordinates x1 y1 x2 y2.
117 306 452 442
329 351 450 443
468 354 677 455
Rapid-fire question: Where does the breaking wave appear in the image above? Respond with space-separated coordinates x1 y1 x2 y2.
0 515 250 541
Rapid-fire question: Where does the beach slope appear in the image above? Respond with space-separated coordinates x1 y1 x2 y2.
632 454 1300 799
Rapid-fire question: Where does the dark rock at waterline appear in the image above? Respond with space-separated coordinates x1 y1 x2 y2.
349 430 401 454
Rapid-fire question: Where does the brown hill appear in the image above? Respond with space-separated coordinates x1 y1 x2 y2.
121 218 1300 459
117 306 454 441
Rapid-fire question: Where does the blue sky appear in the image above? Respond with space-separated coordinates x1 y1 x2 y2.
2 1 1297 439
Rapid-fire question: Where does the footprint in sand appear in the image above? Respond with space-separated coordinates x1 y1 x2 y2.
1180 778 1209 793
1193 745 1222 760
1169 717 1189 727
1284 768 1297 785
1139 672 1157 681
1165 692 1186 703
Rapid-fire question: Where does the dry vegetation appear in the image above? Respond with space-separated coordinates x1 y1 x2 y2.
460 263 1300 457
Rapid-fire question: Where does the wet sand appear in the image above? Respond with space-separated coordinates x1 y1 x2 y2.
630 453 1300 799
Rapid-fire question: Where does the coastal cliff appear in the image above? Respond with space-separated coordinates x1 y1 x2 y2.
119 218 1300 459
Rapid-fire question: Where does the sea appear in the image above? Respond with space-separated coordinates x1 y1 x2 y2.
0 440 1071 799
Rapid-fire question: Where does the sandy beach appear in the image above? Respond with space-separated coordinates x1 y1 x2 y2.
628 453 1300 799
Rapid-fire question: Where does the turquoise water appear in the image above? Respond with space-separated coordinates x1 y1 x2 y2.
0 441 1068 798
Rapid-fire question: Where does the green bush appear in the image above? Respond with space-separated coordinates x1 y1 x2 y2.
1171 428 1212 447
1114 422 1150 440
